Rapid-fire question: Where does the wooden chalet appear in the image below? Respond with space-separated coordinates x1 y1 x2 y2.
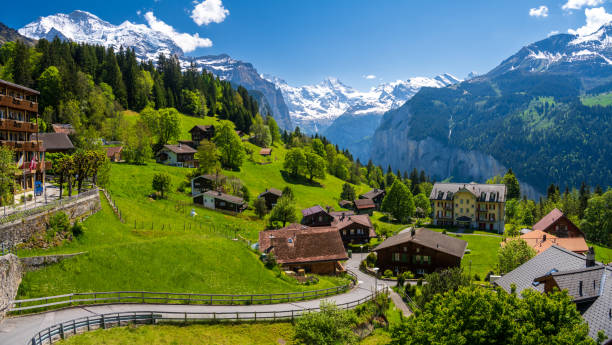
516 208 589 254
260 148 272 156
193 190 247 213
373 227 468 276
354 198 376 215
258 188 283 209
338 200 353 209
51 123 75 135
156 143 197 168
259 224 348 275
190 125 215 142
191 174 226 196
105 146 123 162
360 188 386 209
301 205 335 227
331 212 376 246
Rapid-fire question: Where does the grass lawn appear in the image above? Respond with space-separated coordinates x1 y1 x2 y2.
57 322 296 345
16 156 350 299
581 92 612 107
588 242 612 264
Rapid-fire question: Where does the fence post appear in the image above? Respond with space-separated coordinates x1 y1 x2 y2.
73 319 76 335
87 316 90 331
254 311 256 321
60 323 65 339
101 314 105 329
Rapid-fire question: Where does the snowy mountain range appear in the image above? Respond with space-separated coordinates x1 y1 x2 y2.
18 10 182 61
270 74 461 133
488 23 612 89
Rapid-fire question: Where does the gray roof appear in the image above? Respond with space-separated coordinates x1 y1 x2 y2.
536 265 604 302
495 245 591 294
31 133 74 151
429 182 506 203
201 190 245 205
0 78 39 95
374 227 468 259
361 188 385 199
162 144 197 154
582 266 612 340
259 188 282 198
301 205 326 217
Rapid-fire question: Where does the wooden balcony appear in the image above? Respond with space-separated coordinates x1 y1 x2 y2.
0 140 43 151
0 119 38 133
0 95 38 113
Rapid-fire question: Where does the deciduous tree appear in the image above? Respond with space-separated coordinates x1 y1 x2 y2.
213 121 246 170
498 238 536 274
382 180 415 223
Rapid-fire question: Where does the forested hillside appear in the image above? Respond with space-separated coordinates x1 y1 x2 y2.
0 38 261 139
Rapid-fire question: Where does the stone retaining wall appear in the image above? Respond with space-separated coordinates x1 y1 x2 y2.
0 254 22 322
0 192 101 247
21 252 85 272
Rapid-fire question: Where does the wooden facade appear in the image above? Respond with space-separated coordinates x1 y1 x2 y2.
301 205 335 227
0 79 45 191
374 228 467 276
258 188 282 209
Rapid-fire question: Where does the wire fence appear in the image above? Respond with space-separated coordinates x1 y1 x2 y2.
0 242 15 256
28 287 387 345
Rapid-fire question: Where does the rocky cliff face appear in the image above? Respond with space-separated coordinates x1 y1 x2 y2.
370 110 540 198
0 254 22 322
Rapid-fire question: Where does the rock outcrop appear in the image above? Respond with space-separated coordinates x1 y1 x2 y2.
0 254 22 322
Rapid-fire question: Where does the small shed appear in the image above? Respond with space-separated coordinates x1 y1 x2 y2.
260 148 272 156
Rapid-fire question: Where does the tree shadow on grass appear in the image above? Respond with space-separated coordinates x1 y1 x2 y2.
280 170 322 188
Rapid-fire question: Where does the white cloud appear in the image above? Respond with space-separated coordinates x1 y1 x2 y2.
568 7 612 36
529 6 549 17
136 10 141 16
548 30 560 36
363 74 376 80
144 12 212 52
191 0 229 26
562 0 605 11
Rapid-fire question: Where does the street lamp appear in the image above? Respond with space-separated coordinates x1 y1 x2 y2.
360 245 364 263
373 267 380 296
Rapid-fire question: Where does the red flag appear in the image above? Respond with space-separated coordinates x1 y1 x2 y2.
29 156 36 170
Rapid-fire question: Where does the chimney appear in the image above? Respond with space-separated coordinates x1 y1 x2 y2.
542 234 547 242
411 228 416 237
586 247 596 267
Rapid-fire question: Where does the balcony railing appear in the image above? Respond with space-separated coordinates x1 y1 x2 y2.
0 94 38 112
0 140 43 151
0 119 38 133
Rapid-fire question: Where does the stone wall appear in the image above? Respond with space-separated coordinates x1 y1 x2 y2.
0 254 22 322
21 252 85 272
0 192 101 247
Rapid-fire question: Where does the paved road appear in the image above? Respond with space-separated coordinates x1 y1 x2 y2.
0 256 395 344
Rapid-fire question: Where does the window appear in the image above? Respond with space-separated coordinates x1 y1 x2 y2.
460 208 463 213
403 246 408 252
401 253 408 263
460 199 464 204
350 229 355 235
393 253 400 262
493 205 495 210
455 203 459 207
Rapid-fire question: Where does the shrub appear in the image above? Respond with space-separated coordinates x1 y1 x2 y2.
485 270 495 282
71 221 85 237
417 278 423 286
366 252 377 268
48 212 70 233
294 301 358 345
402 271 415 280
474 273 481 281
383 269 393 278
442 230 447 235
265 252 277 269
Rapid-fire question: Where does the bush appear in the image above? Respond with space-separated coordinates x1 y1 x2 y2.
402 271 415 280
417 278 423 286
48 212 70 232
383 269 393 278
442 230 447 235
71 221 85 237
485 270 495 282
474 273 481 281
264 252 276 269
294 301 358 345
366 252 377 268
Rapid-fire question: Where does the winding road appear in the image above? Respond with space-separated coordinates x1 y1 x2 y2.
0 256 400 344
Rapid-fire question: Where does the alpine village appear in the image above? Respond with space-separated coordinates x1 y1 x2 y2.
0 3 611 345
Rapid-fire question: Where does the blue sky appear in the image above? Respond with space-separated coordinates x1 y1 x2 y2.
2 0 612 89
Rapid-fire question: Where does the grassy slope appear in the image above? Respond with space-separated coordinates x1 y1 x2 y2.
581 92 612 107
57 323 296 345
17 112 365 298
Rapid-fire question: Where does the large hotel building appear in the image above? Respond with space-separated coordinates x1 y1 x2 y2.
0 79 46 192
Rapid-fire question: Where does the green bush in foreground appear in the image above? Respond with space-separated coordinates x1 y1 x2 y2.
294 301 358 345
391 286 596 345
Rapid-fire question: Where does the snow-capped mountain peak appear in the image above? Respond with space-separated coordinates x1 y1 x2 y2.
18 10 182 61
274 74 461 133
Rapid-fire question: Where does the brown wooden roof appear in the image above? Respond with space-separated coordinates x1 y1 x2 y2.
105 146 123 157
374 227 468 258
31 133 74 151
51 123 75 135
258 188 282 198
354 198 375 209
259 225 347 264
162 144 197 154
